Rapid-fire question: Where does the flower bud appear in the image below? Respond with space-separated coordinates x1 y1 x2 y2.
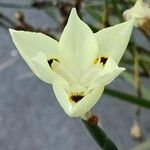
130 122 143 140
123 0 150 28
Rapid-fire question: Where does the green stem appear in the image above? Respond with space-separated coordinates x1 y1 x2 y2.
104 88 150 109
134 48 142 117
82 120 118 150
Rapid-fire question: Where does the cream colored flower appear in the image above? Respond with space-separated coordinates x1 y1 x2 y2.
123 0 150 27
9 8 133 117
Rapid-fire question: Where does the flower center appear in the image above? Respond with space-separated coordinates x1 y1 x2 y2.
70 92 84 103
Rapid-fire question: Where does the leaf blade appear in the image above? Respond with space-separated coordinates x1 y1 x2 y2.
104 88 150 109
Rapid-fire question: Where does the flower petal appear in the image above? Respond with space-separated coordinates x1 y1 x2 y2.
94 20 134 64
96 68 125 86
32 52 62 83
53 79 104 117
9 29 58 59
9 29 59 83
71 86 104 117
58 8 99 80
52 79 73 116
92 58 125 86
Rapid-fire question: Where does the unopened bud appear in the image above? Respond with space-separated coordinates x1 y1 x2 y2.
130 122 143 140
123 0 150 27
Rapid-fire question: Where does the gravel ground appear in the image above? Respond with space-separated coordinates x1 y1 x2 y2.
0 1 150 150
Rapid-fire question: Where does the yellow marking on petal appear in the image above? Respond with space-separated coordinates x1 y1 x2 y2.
93 58 99 64
93 57 108 65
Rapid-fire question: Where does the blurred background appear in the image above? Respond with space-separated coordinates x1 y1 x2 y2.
0 0 150 150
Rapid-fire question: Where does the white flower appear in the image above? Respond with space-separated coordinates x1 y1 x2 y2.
9 8 133 117
123 0 150 27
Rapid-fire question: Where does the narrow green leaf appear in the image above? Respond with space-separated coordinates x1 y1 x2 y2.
104 88 150 109
82 120 118 150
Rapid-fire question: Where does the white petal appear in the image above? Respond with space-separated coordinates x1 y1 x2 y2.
9 29 58 59
9 29 59 83
53 79 104 117
52 79 73 116
94 20 134 64
71 86 104 117
32 52 61 83
80 63 103 87
58 8 99 80
96 68 125 85
92 58 125 86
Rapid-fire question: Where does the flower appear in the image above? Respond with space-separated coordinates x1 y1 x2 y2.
9 8 133 117
123 0 150 27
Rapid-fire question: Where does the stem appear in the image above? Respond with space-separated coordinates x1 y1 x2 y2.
132 48 143 140
102 0 110 27
134 49 142 109
82 120 118 150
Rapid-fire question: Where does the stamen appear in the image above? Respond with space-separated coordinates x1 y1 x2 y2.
70 93 84 103
47 59 59 68
93 58 99 64
100 57 108 65
93 57 108 65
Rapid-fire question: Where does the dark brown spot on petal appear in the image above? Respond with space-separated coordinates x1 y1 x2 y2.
100 57 108 65
47 59 59 68
47 59 53 68
70 94 84 103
